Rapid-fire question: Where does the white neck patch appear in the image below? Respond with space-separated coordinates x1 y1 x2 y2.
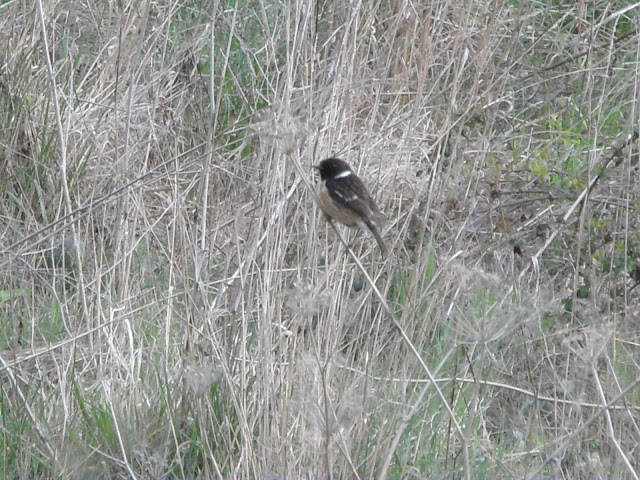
334 170 351 179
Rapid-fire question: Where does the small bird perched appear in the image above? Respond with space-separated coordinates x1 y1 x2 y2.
314 157 388 257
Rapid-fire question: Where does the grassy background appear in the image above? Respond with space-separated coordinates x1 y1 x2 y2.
1 0 640 477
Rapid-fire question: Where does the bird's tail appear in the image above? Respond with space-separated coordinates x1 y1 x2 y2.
365 219 388 258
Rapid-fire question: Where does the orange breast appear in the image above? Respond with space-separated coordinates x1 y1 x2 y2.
318 185 360 227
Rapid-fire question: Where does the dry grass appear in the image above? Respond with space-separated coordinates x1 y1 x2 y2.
1 0 640 477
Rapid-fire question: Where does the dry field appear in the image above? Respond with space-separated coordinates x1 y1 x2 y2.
1 0 640 477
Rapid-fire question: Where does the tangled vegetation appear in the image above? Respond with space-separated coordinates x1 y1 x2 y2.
1 0 639 477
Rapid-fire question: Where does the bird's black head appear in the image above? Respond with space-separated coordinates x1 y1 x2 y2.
314 157 352 181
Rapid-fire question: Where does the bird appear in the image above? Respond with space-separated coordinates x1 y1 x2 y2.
314 157 388 257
